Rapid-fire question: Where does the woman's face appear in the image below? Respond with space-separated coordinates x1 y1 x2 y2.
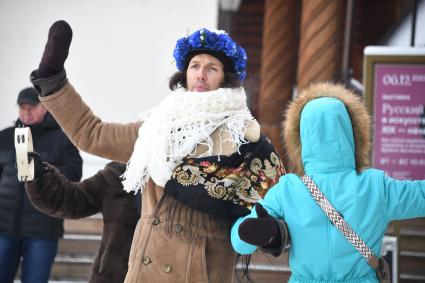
186 54 225 92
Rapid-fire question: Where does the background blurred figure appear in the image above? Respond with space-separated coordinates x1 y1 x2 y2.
0 87 82 283
25 156 139 283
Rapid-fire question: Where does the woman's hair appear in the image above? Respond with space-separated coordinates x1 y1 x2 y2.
168 70 242 90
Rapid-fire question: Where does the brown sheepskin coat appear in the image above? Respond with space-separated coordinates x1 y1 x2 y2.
39 83 270 283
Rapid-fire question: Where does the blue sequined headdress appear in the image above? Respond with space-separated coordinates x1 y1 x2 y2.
173 28 247 81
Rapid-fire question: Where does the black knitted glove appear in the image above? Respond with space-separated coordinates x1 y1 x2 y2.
37 20 73 78
28 151 45 179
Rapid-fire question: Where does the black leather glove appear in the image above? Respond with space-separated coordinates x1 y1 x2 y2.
37 20 73 78
238 203 282 247
28 151 45 179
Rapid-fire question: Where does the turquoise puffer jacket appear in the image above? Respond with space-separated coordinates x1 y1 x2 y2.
231 85 425 283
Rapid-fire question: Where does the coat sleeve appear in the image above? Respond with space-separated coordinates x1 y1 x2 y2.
39 83 141 163
382 173 425 220
25 164 105 219
54 135 83 182
231 180 286 255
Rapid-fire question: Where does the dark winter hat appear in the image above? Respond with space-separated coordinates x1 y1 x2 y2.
173 28 247 81
17 87 40 105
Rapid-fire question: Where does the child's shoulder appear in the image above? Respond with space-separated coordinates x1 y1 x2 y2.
277 173 303 187
359 167 386 178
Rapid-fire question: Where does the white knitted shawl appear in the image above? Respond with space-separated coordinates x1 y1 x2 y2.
122 87 254 193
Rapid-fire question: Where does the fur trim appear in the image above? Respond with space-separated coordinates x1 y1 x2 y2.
282 83 372 176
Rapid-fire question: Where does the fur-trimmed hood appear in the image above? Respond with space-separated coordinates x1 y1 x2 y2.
282 83 371 176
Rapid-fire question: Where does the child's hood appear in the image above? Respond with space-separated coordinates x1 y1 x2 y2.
282 83 372 176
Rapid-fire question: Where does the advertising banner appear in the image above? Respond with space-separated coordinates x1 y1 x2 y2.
363 47 425 180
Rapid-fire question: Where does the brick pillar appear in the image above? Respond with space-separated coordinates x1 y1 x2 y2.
258 0 297 161
297 0 345 90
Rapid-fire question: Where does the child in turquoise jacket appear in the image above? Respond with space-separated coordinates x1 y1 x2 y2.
231 83 425 283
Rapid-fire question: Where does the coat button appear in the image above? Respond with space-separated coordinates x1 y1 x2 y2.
151 217 160 225
163 264 172 273
142 256 151 265
173 224 183 233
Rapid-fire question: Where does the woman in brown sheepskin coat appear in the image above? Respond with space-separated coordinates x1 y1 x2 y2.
29 21 286 282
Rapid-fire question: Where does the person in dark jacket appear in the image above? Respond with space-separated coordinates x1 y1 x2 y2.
0 87 82 283
25 157 139 283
